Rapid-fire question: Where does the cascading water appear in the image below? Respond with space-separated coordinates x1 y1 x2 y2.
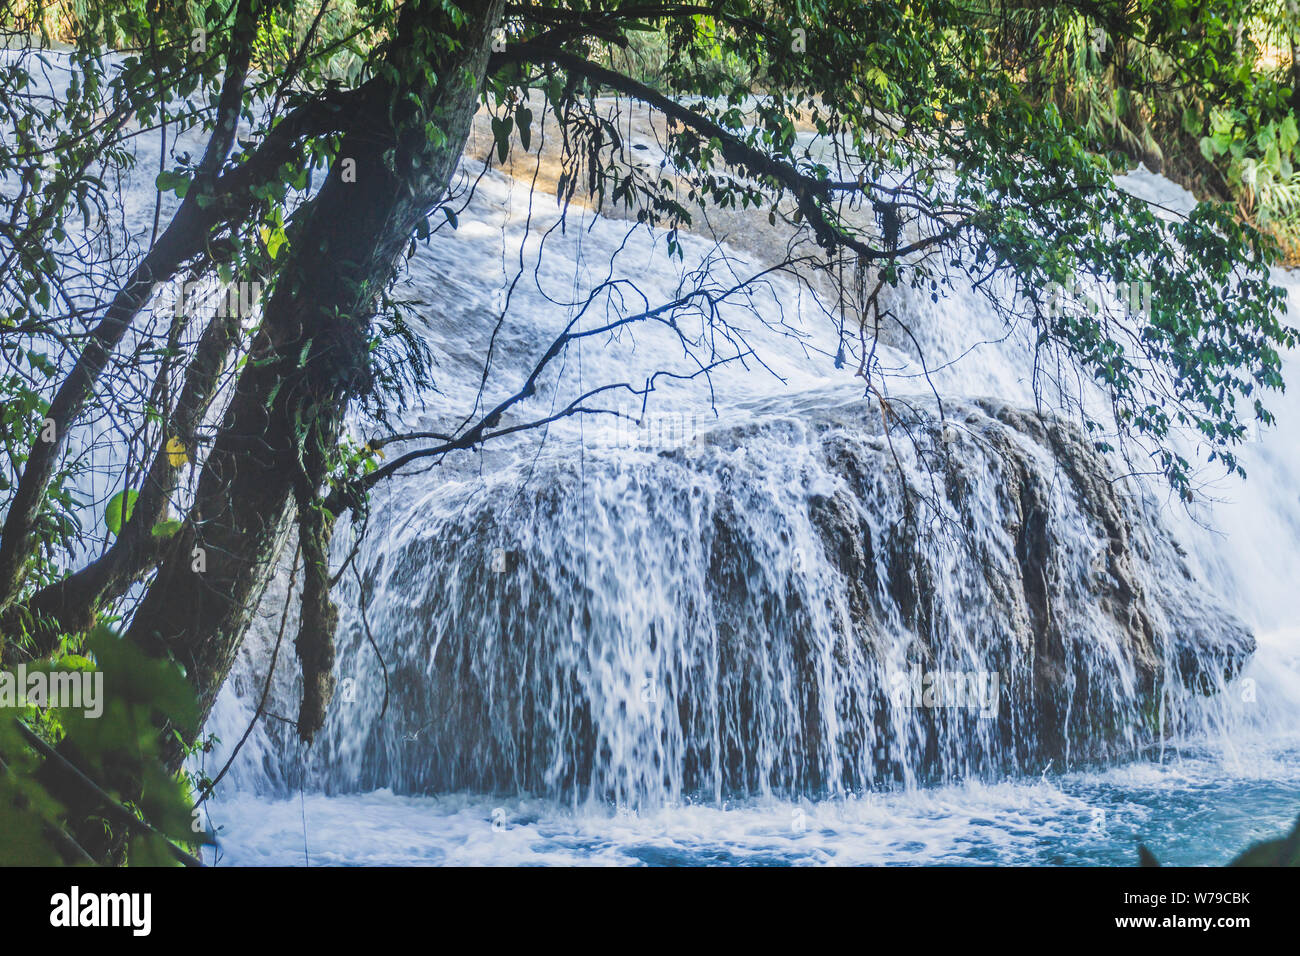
194 152 1300 865
259 395 1249 803
7 49 1294 867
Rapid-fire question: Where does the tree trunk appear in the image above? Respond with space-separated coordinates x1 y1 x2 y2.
126 0 506 767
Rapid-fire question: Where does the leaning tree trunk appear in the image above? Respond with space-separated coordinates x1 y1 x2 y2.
126 0 506 768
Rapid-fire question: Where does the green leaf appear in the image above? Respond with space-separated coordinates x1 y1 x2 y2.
154 169 189 198
104 488 138 536
262 224 287 260
150 519 184 539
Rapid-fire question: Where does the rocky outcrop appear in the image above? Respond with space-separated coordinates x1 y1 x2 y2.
229 395 1254 802
802 398 1251 775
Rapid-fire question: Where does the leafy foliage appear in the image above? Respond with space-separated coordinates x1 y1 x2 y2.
3 0 1288 500
0 627 203 865
983 0 1300 259
1 0 1297 863
481 0 1296 492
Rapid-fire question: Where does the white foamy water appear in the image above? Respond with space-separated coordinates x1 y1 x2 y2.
11 47 1297 867
190 154 1300 865
205 737 1300 866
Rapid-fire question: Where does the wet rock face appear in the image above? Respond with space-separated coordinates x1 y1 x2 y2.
804 398 1253 775
242 397 1253 803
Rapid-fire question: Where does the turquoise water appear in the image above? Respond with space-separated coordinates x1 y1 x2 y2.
204 740 1300 866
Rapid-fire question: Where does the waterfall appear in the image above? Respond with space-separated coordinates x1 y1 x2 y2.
200 161 1298 819
11 48 1297 865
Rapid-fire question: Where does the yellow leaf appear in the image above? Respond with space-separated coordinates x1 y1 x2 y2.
166 436 189 468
